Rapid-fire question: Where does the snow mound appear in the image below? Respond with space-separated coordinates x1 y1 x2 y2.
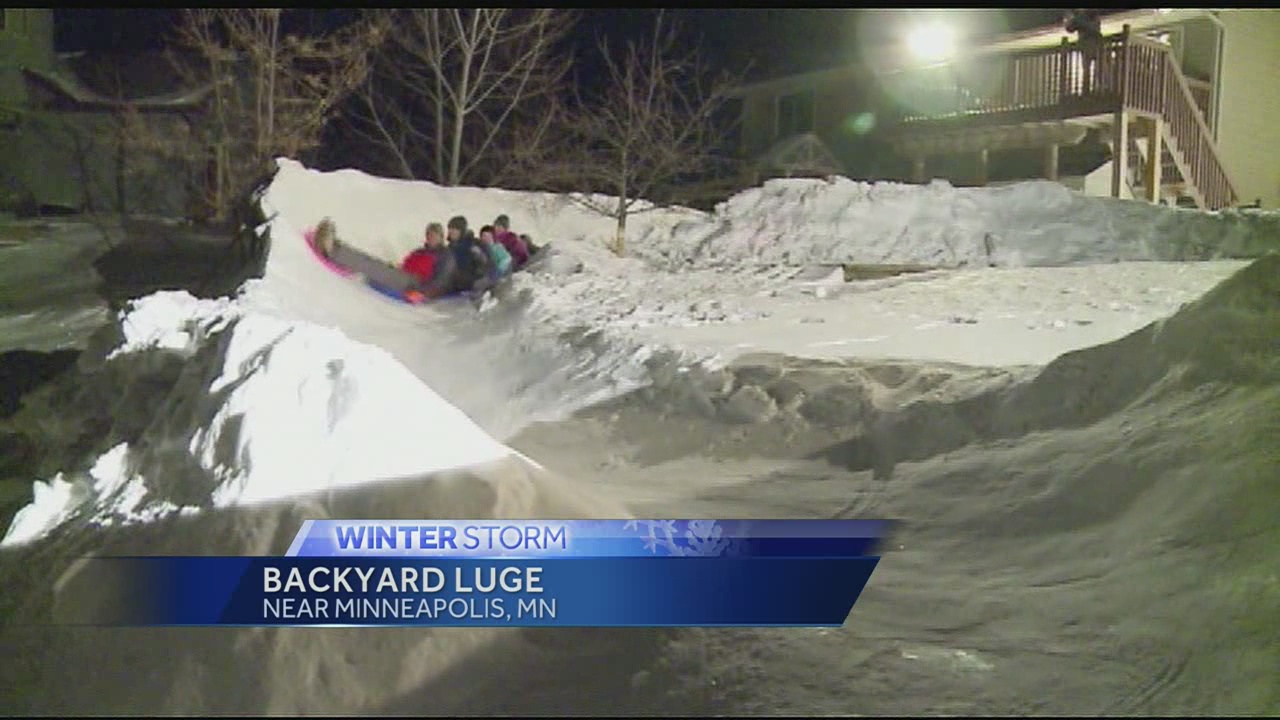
630 176 1280 269
0 290 643 717
111 291 240 357
244 159 1274 437
2 290 517 547
4 443 193 547
820 253 1280 479
253 161 1278 385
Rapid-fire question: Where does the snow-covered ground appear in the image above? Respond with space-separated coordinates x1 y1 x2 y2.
622 261 1247 367
1 159 1277 715
255 159 1264 373
0 219 110 353
4 156 1273 552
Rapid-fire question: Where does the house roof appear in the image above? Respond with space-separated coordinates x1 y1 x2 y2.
726 63 867 99
976 8 1216 54
757 132 845 174
21 67 214 111
730 9 1220 95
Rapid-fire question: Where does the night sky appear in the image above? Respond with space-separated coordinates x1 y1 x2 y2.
53 8 1070 80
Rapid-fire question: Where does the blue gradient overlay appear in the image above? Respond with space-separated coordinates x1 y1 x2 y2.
286 519 892 558
67 557 881 627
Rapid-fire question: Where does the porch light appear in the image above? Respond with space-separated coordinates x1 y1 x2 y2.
906 22 956 63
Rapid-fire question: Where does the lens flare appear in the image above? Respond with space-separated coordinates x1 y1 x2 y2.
906 23 956 63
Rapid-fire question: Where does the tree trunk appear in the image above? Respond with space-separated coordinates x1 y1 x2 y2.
614 159 628 255
434 89 445 183
449 54 472 186
447 10 480 186
69 128 95 215
215 142 230 222
426 10 447 184
265 11 279 152
115 117 127 217
614 203 627 256
209 54 231 222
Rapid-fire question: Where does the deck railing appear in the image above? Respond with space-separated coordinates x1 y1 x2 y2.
1126 36 1235 209
1185 77 1213 124
893 30 1236 208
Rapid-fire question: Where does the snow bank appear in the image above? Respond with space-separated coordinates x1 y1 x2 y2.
4 443 194 547
248 159 1272 427
2 290 515 547
256 161 1279 367
1 290 640 716
628 176 1280 269
266 158 1280 273
111 291 240 357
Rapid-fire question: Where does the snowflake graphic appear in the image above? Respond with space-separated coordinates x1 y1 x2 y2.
623 520 745 557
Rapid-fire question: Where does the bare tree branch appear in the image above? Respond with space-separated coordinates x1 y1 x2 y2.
349 9 575 186
161 8 383 220
347 70 417 179
530 13 738 254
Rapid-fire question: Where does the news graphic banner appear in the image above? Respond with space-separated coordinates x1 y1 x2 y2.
64 519 892 628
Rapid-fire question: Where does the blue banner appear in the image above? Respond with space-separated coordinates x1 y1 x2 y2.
50 519 891 628
286 519 891 558
62 556 880 627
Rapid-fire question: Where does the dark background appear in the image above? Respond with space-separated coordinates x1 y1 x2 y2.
48 8 1089 184
53 9 1074 81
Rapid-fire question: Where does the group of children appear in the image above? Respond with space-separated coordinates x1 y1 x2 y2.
312 213 541 303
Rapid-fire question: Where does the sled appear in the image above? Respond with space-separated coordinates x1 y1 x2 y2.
303 226 469 306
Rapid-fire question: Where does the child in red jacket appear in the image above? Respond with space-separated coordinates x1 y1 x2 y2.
399 222 457 298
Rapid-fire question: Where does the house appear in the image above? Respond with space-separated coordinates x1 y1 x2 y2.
0 8 212 216
729 9 1280 210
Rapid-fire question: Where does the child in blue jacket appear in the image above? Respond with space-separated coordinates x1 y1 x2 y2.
473 225 513 294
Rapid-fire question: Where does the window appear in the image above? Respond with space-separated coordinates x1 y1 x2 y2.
0 10 8 32
775 89 815 141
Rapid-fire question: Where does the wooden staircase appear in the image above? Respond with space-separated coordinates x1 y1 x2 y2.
1126 130 1196 207
1120 35 1236 210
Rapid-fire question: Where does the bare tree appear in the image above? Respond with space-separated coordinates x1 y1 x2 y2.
537 12 738 255
344 8 574 186
166 9 383 221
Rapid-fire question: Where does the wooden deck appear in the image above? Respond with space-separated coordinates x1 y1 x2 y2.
886 29 1237 210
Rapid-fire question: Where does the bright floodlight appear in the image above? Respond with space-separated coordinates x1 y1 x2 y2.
907 23 956 63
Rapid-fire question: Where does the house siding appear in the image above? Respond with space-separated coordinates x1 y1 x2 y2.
812 77 864 140
737 67 877 167
0 110 195 215
0 8 55 72
1 10 204 216
1 8 56 110
732 10 1277 206
740 93 775 158
1179 17 1217 80
1216 9 1280 209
